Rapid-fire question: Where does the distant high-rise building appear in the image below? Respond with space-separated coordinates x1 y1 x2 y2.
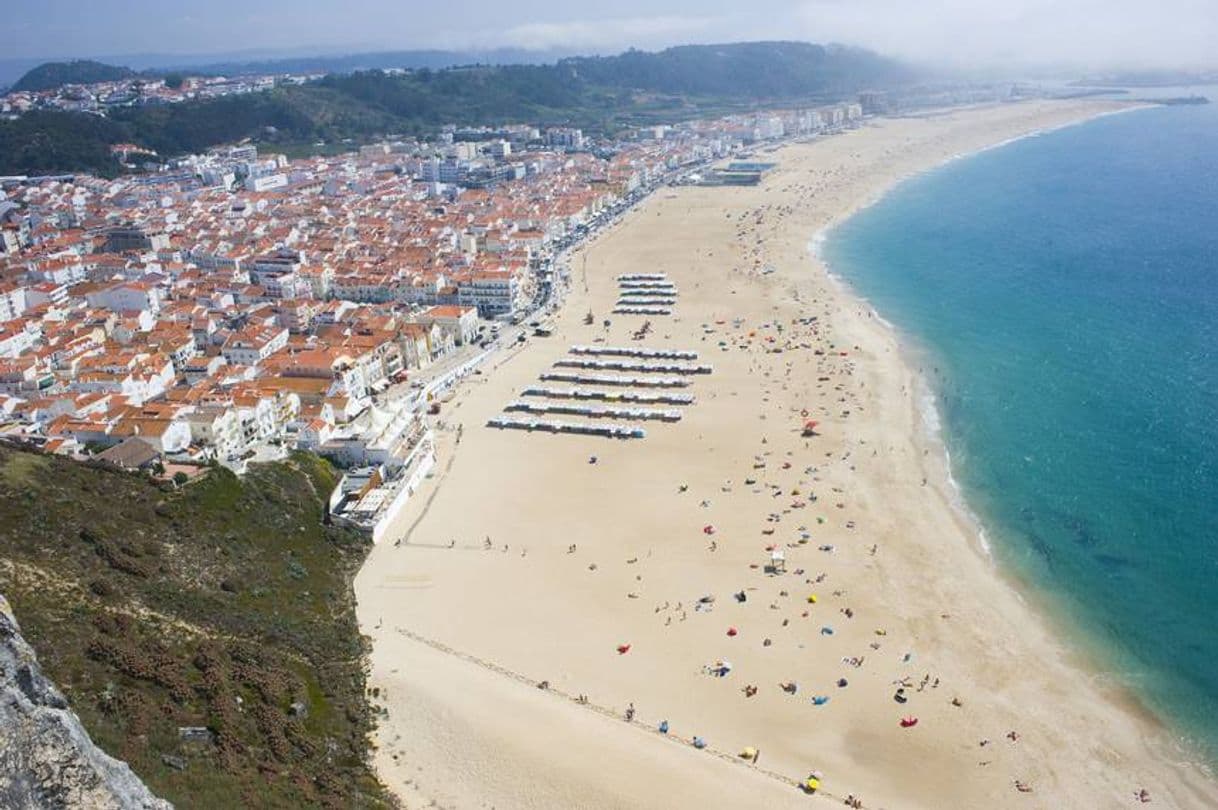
545 128 585 150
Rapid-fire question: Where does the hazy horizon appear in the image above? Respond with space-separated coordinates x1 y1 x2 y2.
8 0 1218 73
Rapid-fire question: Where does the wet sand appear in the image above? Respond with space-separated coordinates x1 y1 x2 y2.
355 100 1218 809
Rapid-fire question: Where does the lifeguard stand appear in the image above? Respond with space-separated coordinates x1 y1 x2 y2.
770 548 787 574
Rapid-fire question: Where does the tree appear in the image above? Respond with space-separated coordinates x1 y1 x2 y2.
163 73 185 90
172 471 189 486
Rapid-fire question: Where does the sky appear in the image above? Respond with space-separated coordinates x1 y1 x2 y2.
8 0 1218 71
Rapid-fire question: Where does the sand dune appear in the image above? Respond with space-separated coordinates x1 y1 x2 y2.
355 100 1218 809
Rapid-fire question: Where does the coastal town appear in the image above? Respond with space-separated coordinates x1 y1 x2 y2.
0 98 866 538
2 69 319 116
3 8 1217 806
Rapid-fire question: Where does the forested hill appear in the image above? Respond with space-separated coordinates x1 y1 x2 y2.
0 41 913 177
12 59 138 92
561 42 902 98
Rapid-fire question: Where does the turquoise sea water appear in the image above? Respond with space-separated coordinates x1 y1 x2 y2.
823 98 1218 762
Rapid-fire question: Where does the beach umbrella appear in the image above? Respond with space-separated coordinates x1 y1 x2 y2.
726 626 738 637
806 594 818 604
740 746 758 760
900 717 919 728
703 524 716 535
616 643 632 654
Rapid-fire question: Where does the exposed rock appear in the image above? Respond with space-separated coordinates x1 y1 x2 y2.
0 595 172 810
158 755 186 772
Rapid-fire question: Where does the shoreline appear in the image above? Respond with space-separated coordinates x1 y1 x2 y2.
808 101 1156 258
355 99 1218 809
807 101 1216 774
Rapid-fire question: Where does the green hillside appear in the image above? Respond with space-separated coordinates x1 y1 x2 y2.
0 110 129 177
562 41 902 98
0 446 392 809
12 59 138 92
0 41 911 176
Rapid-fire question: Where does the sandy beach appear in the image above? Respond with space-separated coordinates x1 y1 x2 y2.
354 100 1218 809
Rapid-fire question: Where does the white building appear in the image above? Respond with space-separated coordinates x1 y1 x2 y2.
413 305 479 346
0 284 27 321
85 281 162 314
245 173 288 192
221 326 290 366
457 273 520 318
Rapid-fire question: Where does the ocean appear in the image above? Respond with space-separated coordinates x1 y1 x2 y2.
822 95 1218 763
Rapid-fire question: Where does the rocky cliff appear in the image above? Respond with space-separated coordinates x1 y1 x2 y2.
0 594 172 810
